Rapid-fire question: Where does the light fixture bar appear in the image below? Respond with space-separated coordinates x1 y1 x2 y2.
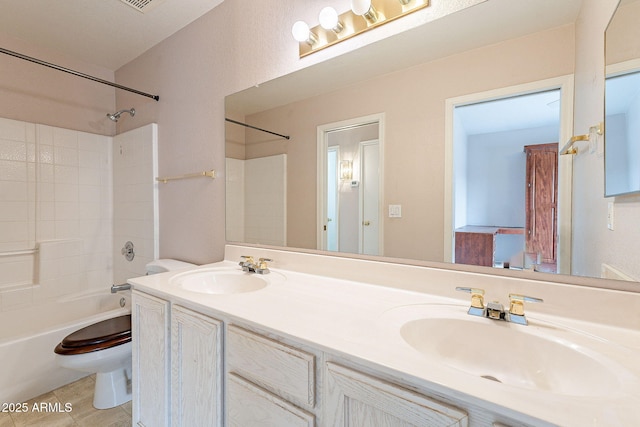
296 0 430 58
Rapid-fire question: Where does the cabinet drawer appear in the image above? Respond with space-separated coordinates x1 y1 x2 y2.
227 325 315 409
228 374 314 427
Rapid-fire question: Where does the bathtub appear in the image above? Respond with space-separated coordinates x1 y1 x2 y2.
0 290 130 404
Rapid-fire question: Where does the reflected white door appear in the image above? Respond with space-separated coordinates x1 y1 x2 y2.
361 140 379 255
327 147 339 251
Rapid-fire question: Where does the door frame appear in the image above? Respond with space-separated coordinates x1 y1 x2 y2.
317 113 385 254
444 75 574 274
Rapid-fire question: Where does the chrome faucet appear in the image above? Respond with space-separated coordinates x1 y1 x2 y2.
456 287 542 325
111 283 131 293
239 256 272 274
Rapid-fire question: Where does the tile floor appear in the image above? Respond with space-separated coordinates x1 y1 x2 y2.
0 375 131 426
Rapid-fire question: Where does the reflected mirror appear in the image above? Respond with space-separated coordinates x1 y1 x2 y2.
605 0 640 197
226 0 639 285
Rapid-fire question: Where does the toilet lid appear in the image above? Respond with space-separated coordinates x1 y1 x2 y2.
61 314 131 348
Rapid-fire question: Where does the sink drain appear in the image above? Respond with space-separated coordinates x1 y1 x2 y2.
481 375 502 383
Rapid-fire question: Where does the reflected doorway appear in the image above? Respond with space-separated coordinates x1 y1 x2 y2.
317 114 384 256
450 84 569 273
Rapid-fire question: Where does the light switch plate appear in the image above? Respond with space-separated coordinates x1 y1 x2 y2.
389 204 402 218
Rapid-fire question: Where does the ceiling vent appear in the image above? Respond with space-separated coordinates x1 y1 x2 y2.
119 0 167 13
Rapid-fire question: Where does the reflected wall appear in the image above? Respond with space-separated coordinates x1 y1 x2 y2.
226 24 575 261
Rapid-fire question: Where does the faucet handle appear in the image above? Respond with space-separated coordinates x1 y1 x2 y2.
508 294 543 325
456 287 486 317
258 258 272 268
455 287 485 308
256 258 272 274
508 293 543 316
239 255 254 265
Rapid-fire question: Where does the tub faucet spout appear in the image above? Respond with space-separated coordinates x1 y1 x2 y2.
111 283 131 293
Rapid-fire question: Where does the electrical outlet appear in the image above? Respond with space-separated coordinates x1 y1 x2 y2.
607 202 614 230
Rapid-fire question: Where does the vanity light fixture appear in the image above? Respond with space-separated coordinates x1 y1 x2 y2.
292 0 430 57
340 160 353 181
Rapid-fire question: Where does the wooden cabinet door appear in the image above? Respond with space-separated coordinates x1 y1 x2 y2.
454 232 495 266
326 363 468 427
525 143 558 264
132 291 170 427
171 305 223 427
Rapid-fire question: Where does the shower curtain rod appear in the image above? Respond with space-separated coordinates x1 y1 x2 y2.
0 47 160 101
225 118 290 140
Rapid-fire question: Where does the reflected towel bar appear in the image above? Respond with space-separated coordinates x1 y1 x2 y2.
156 170 216 184
0 248 38 258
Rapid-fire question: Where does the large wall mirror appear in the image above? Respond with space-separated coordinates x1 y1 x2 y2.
226 0 639 287
605 0 640 197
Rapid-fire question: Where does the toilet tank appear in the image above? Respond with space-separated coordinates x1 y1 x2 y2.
145 259 196 275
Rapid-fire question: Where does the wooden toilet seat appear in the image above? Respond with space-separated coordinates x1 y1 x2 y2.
54 314 131 355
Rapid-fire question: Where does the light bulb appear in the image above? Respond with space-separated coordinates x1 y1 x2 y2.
319 7 339 30
351 0 372 16
292 21 311 42
319 7 344 33
351 0 378 23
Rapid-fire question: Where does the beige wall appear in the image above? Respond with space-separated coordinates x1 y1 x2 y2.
572 0 640 280
238 25 575 261
0 33 115 136
114 0 485 264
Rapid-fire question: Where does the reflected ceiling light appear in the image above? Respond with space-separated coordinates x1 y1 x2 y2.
293 0 430 58
291 21 318 45
319 7 344 33
352 0 379 23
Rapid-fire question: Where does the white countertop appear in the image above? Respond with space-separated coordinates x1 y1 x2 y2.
129 257 640 427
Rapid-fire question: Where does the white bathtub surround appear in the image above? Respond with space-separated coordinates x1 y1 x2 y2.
112 124 159 285
0 117 113 310
225 158 245 243
128 244 640 426
225 154 287 246
0 290 130 404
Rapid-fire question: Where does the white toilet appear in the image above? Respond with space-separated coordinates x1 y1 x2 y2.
54 259 195 409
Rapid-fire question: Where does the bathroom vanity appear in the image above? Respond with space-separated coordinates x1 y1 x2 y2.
128 245 640 427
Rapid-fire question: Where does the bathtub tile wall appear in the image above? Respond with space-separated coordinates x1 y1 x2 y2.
113 124 158 284
0 117 36 254
225 157 245 243
0 117 113 311
0 287 33 312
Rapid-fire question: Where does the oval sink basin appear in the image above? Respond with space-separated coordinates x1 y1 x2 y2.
170 269 269 295
388 305 636 398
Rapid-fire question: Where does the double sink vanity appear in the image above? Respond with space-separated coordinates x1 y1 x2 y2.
128 245 640 427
